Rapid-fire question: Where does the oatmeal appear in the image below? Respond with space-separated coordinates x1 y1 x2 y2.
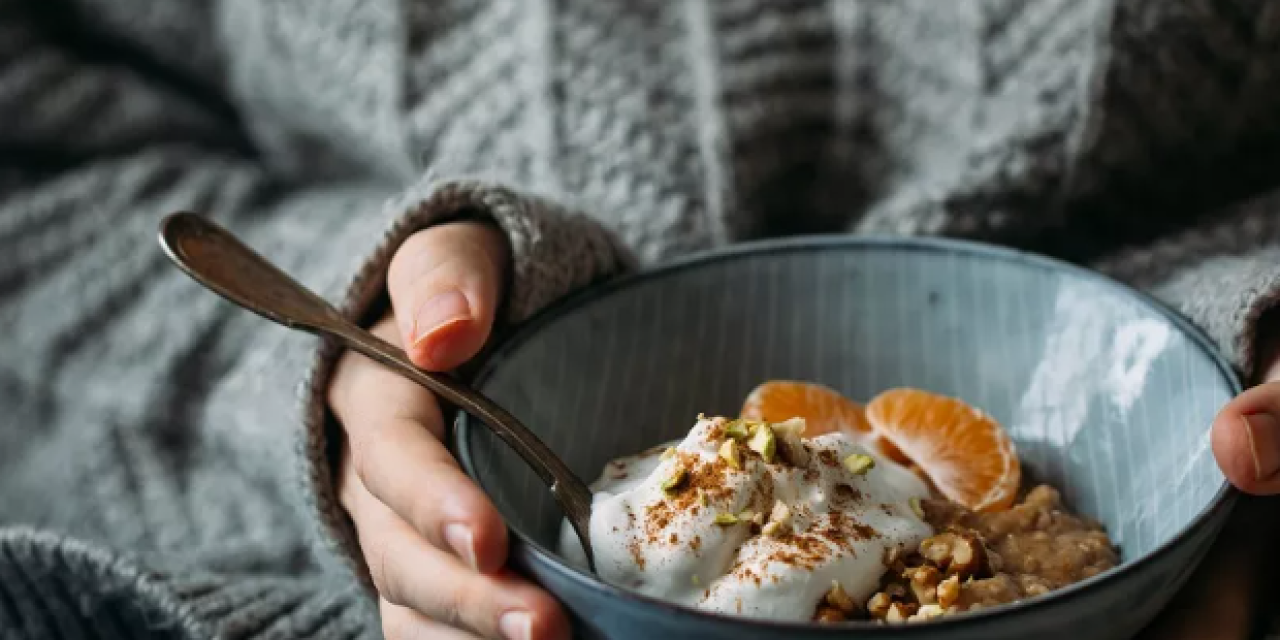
856 484 1119 623
559 382 1120 625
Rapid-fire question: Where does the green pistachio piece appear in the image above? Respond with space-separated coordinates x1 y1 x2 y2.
843 453 876 476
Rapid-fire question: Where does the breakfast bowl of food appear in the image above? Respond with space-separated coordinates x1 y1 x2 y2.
452 237 1239 640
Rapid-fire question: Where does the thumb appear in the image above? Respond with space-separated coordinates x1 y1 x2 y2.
387 221 509 371
1211 380 1280 496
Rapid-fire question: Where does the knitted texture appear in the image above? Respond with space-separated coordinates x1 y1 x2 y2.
3 0 1280 638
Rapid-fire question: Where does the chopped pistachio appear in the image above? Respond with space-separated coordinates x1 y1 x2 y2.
772 417 807 437
843 453 876 475
723 419 750 440
737 510 756 522
719 439 741 469
691 574 700 586
713 513 740 526
776 430 809 467
909 496 925 519
747 423 777 463
769 500 792 526
761 521 789 537
660 447 677 460
698 491 710 507
661 466 688 494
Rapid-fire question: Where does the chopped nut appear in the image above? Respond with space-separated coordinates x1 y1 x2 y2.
713 513 740 526
769 500 792 526
909 496 925 518
772 417 807 437
936 575 961 609
843 453 875 475
814 606 846 624
747 423 777 462
866 592 892 619
661 447 677 460
920 532 956 566
909 604 946 623
761 521 789 537
698 491 709 507
825 581 858 614
885 603 910 623
908 565 942 604
723 420 751 440
919 531 991 578
737 510 757 522
776 430 809 467
719 439 741 469
660 465 688 494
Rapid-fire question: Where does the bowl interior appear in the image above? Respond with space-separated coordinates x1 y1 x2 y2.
458 238 1237 580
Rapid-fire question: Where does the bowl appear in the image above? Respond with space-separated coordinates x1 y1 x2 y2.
453 236 1239 640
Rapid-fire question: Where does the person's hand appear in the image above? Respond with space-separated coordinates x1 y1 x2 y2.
328 221 569 640
1137 326 1280 640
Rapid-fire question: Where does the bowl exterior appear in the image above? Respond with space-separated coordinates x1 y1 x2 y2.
514 496 1225 640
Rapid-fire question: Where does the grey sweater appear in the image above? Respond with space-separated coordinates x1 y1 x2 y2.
2 0 1280 638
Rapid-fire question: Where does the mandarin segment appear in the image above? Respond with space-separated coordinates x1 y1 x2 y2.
865 388 1020 512
741 380 910 463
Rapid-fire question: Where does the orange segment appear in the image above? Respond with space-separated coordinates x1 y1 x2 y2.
865 388 1020 512
740 381 910 464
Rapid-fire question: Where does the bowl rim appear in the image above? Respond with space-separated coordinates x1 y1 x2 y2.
454 234 1241 634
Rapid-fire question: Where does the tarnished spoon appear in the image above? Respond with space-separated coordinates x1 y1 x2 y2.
158 212 595 569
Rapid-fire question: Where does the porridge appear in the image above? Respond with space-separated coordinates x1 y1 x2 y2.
560 382 1119 625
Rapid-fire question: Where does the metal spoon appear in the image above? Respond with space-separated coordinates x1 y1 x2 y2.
158 212 595 568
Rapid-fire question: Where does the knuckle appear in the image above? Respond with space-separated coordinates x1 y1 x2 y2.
350 421 394 489
404 459 462 534
435 580 470 630
371 540 405 606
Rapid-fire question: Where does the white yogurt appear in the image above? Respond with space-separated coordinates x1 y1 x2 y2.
559 417 932 621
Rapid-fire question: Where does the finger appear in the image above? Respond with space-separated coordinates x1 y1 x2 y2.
331 318 508 573
381 599 480 640
351 473 570 640
1210 380 1280 495
388 221 509 371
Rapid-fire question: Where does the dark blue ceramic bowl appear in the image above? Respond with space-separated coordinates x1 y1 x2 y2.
454 237 1239 640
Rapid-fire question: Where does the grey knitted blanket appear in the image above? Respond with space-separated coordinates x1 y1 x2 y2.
2 0 1279 638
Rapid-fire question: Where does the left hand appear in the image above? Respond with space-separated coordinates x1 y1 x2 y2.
1136 336 1280 639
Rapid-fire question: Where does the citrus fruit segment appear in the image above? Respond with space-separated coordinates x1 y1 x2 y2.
740 380 910 464
864 388 1020 512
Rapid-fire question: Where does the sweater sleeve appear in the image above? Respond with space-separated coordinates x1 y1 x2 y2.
1092 190 1280 381
0 1 634 609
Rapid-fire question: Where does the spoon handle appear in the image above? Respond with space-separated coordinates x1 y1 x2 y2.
158 212 594 561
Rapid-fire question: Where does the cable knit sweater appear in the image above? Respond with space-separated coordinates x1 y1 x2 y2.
3 1 1280 638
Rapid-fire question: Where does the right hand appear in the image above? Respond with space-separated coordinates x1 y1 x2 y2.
327 221 570 640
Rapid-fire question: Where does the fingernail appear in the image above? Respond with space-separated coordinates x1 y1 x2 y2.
1242 412 1280 481
499 611 532 640
444 523 478 570
411 290 471 347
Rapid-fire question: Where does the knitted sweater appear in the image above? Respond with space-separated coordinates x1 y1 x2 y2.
2 0 1279 638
